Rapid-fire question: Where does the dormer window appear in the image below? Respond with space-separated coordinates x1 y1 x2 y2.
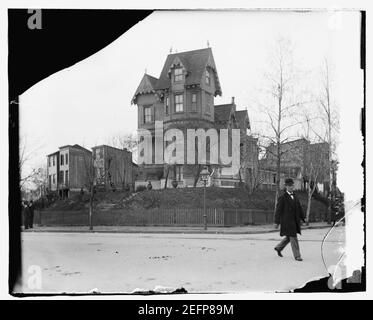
174 68 183 82
205 69 211 85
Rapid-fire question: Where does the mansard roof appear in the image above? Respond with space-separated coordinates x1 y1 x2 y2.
155 48 222 96
131 73 159 104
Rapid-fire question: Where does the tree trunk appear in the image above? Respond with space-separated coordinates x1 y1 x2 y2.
306 191 312 226
274 140 281 217
193 164 202 187
89 186 94 231
164 165 170 189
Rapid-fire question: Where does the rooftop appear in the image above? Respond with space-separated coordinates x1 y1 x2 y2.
92 144 132 153
151 47 222 96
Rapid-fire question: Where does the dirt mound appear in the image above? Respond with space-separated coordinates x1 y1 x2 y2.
47 187 327 219
124 187 327 216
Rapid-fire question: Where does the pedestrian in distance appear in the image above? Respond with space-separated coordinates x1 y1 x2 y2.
28 200 35 229
274 178 306 261
23 200 30 230
147 181 153 190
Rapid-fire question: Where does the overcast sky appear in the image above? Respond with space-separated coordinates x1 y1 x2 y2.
19 10 363 201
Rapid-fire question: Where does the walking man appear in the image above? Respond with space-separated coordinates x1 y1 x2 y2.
28 200 35 229
274 178 306 261
23 200 30 230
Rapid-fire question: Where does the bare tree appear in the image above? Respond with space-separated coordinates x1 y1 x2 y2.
30 164 48 198
303 141 328 224
243 134 269 193
110 133 138 153
316 58 340 224
19 135 44 190
256 37 308 214
83 151 112 230
82 154 95 230
107 133 138 190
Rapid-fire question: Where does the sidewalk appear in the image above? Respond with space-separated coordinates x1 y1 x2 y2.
22 222 335 235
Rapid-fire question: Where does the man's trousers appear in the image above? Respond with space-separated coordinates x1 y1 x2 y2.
275 236 301 259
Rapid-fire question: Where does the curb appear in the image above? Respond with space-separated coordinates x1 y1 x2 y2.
22 224 334 235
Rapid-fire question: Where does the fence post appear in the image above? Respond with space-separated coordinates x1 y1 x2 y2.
214 208 217 225
235 209 238 225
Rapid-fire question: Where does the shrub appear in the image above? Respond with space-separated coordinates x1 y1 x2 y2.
136 185 147 192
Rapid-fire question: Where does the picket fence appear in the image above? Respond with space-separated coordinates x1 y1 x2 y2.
31 207 287 227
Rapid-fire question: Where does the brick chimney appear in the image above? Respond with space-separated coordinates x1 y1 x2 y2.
231 96 236 111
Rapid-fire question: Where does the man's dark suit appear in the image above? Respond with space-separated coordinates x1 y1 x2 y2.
274 191 306 259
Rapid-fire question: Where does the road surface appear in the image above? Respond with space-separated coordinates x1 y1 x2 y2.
15 226 345 294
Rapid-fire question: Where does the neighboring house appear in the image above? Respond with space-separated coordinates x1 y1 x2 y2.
46 151 59 192
261 138 330 192
212 100 258 187
92 145 136 191
46 144 92 198
131 47 259 189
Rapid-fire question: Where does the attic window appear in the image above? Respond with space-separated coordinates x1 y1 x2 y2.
174 68 183 82
205 69 211 85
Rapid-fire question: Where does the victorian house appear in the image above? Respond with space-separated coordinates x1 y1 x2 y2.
131 47 258 189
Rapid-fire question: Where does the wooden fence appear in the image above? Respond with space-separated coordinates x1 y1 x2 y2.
32 207 324 227
31 208 281 227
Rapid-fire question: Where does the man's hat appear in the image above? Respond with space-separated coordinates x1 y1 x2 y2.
284 178 294 186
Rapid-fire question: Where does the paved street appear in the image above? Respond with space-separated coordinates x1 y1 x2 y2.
15 226 345 294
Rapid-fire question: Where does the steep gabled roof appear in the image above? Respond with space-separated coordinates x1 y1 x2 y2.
214 104 233 123
154 48 222 96
131 73 159 104
235 110 251 130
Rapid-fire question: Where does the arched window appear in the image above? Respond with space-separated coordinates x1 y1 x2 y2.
205 69 211 85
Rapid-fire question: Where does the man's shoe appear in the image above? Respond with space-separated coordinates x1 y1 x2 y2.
274 248 283 257
295 257 303 261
